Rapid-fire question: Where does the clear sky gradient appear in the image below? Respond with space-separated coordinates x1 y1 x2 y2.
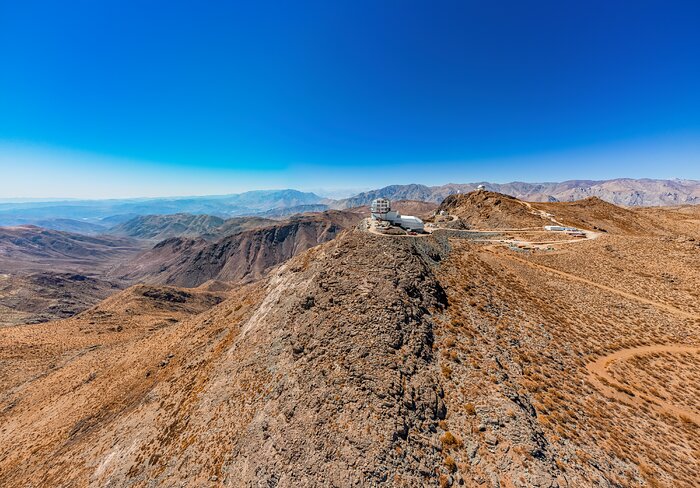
1 0 699 198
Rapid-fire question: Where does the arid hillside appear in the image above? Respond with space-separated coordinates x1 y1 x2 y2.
0 226 146 326
436 191 552 229
114 210 362 287
0 201 698 487
531 197 660 235
436 191 672 237
0 272 122 327
0 225 143 273
0 232 449 486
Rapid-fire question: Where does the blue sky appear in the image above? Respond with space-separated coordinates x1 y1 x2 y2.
1 0 699 198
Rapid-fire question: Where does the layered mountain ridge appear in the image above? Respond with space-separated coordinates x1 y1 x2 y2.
335 178 700 208
113 210 362 287
108 214 274 241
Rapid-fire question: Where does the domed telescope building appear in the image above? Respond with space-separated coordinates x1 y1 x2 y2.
370 198 424 232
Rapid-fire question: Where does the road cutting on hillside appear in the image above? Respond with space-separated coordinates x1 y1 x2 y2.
487 247 699 321
586 345 700 425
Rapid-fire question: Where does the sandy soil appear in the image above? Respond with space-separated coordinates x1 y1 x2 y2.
586 345 700 424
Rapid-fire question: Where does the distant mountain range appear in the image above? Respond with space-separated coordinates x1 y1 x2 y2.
333 178 700 208
0 189 325 227
0 179 698 229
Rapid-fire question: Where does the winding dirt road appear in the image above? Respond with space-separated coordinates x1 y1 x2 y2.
484 246 700 424
586 345 700 424
489 249 698 321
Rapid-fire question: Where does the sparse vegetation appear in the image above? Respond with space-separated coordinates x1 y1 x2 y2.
1 198 698 487
432 201 700 487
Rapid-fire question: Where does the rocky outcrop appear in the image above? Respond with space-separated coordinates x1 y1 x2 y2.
214 232 452 485
0 231 454 486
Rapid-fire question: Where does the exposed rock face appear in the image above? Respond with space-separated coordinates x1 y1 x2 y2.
0 232 452 486
216 232 452 485
115 210 362 287
335 178 700 208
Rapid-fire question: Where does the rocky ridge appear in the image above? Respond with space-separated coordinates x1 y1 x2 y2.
114 210 362 287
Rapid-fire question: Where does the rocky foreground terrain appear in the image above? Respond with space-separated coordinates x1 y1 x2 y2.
0 194 698 487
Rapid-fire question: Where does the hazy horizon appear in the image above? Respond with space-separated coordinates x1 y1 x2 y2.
1 175 699 205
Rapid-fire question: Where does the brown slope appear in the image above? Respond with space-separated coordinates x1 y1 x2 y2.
0 283 228 443
2 209 698 486
436 190 550 229
634 204 700 237
0 272 122 326
0 232 450 486
114 210 362 287
433 237 699 487
531 197 661 235
0 226 147 326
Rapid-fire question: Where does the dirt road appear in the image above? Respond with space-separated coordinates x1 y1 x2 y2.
586 345 700 424
489 249 698 321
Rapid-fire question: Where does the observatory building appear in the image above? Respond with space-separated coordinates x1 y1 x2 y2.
370 198 424 231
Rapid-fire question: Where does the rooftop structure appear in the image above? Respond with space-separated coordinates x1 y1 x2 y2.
370 198 424 232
